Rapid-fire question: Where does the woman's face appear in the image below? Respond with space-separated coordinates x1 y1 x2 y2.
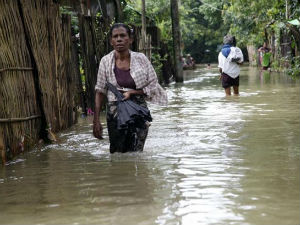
110 27 132 53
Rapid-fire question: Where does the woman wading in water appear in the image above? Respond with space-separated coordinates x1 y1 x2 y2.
93 23 167 153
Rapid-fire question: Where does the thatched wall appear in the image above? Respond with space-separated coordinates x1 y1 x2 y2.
78 14 109 111
19 0 77 131
60 14 78 127
0 0 77 163
71 28 87 116
19 0 60 132
78 15 99 111
0 0 42 163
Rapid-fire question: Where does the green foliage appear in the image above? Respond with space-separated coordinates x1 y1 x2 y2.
123 0 227 63
124 0 300 70
59 6 79 34
223 0 300 47
288 56 300 77
157 20 172 43
271 58 281 71
59 6 72 15
123 4 142 25
151 51 166 83
124 0 171 38
181 0 226 63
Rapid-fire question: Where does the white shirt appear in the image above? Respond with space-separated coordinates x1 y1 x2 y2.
218 47 244 78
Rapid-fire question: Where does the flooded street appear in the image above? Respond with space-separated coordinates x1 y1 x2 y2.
1 65 299 225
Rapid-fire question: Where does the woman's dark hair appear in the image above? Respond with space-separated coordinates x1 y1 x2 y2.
109 23 132 37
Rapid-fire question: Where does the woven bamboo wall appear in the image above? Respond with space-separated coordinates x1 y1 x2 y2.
53 12 77 129
61 14 78 126
78 15 98 111
0 0 42 162
19 0 60 132
19 0 77 131
71 28 87 115
0 0 77 163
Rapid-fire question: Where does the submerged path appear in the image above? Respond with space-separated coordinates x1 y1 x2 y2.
1 65 299 225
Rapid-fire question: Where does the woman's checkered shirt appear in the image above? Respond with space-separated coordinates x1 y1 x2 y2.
95 50 168 106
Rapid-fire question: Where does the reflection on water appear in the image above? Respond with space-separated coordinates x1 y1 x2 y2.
1 65 299 225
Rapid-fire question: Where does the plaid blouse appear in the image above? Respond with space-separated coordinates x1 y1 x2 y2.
95 50 168 106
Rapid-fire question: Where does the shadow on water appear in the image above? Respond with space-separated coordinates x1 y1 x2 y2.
1 64 299 225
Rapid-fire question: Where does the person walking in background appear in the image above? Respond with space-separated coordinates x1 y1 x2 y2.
93 23 167 153
218 35 244 96
180 56 187 68
258 42 271 70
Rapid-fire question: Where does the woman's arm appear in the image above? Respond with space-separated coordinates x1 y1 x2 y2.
141 55 159 98
93 92 105 139
133 53 167 106
122 89 144 100
93 57 108 139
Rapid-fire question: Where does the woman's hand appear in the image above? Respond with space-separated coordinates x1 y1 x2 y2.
93 120 103 139
122 91 131 100
122 90 144 101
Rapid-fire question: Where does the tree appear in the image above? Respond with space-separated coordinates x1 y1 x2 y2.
170 0 183 82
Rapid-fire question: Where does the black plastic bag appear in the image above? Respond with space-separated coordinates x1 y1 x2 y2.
106 82 152 130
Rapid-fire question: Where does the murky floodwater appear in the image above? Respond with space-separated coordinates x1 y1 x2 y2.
1 65 299 225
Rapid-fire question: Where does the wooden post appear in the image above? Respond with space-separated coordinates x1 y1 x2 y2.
98 0 108 26
87 0 91 16
170 0 183 82
78 15 98 111
141 0 146 55
80 0 87 15
114 0 123 22
285 0 289 20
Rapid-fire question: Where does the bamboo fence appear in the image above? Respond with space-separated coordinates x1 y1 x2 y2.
19 0 77 131
0 0 77 163
19 0 60 132
54 12 77 129
78 14 98 111
61 14 78 126
0 0 41 163
71 28 87 115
